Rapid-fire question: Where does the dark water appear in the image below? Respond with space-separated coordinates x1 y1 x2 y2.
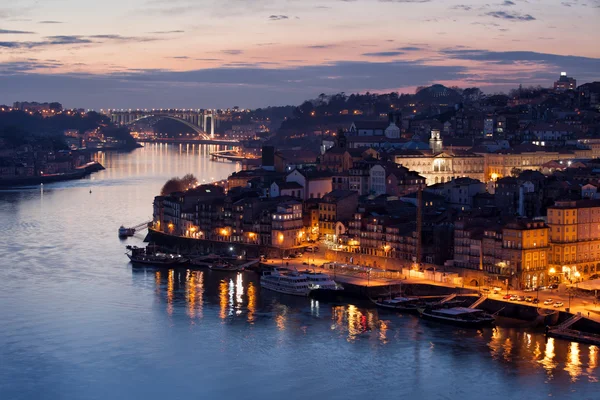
0 144 598 400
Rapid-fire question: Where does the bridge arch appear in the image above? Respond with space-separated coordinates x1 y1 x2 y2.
126 115 211 139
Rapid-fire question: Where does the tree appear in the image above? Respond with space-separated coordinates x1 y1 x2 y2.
160 174 198 195
161 178 185 195
181 173 198 188
463 87 483 103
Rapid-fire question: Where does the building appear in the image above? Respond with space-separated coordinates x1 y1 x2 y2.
425 177 486 210
286 169 333 200
554 72 577 92
502 219 549 289
547 199 600 283
369 163 425 196
394 149 485 185
271 200 304 249
318 190 359 239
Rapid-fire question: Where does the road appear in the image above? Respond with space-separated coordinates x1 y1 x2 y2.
262 243 600 323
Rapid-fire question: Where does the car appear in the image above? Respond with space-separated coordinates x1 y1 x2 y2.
548 284 559 289
296 252 303 257
553 302 564 308
283 256 290 260
544 299 554 305
532 298 540 304
482 288 490 292
509 295 518 301
538 286 547 291
517 296 526 301
503 294 512 300
524 288 534 292
525 296 534 302
305 247 315 253
302 262 308 265
289 254 298 258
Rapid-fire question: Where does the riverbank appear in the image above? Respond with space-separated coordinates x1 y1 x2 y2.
0 161 104 188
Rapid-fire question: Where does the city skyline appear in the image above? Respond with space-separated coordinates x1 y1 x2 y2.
1 0 599 109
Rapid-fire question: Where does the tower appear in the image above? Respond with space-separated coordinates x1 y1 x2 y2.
429 129 442 153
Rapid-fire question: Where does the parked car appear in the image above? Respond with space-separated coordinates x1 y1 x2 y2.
517 296 526 301
548 284 559 289
525 296 534 302
306 247 315 253
544 299 554 305
553 302 564 308
503 294 512 300
283 256 290 260
509 295 518 301
532 298 539 304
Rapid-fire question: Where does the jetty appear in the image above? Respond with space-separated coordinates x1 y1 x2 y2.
547 312 600 345
210 150 259 162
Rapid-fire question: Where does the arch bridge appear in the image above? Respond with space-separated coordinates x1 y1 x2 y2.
107 109 218 138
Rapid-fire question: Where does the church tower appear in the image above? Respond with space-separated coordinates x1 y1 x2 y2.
429 129 442 153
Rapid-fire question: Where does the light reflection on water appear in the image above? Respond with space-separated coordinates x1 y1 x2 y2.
1 145 598 400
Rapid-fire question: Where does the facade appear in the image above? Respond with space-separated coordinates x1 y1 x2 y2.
271 201 304 249
286 169 333 200
547 199 600 283
394 149 485 185
318 190 359 239
554 72 576 92
502 220 549 289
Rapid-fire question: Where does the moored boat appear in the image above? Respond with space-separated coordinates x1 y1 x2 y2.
372 296 423 314
118 226 135 237
209 262 240 271
260 269 311 297
419 306 495 328
303 270 343 291
125 245 187 266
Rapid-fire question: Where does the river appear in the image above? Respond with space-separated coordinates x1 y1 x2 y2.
0 144 597 400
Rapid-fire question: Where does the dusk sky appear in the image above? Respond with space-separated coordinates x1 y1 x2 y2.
1 0 599 109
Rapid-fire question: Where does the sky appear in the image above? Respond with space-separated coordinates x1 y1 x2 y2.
0 0 599 109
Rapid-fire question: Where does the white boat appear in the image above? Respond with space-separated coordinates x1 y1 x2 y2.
260 269 311 296
302 270 343 291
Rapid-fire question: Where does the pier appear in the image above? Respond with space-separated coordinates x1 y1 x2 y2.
209 150 259 162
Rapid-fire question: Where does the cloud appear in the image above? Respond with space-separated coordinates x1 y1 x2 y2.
440 49 600 79
220 49 243 55
0 34 163 49
451 5 472 10
362 51 404 57
38 20 62 24
0 59 466 108
502 0 516 5
268 15 289 21
306 44 337 49
148 30 185 34
0 28 35 34
397 46 425 51
485 11 536 21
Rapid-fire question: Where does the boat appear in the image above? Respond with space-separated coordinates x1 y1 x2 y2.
303 270 343 291
418 306 496 328
118 226 135 237
209 262 240 271
260 269 311 297
125 245 187 266
372 296 423 314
